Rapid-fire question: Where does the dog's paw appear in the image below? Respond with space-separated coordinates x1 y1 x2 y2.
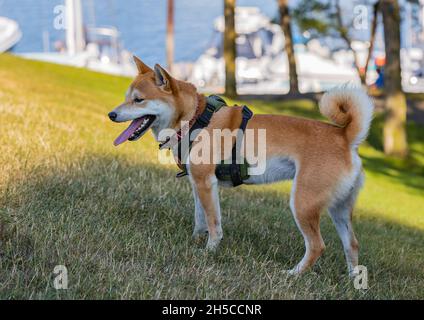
205 237 222 252
348 268 360 279
286 269 299 277
192 227 208 237
192 230 208 244
205 243 218 252
285 265 303 277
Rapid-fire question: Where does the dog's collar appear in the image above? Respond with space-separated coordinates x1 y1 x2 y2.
159 95 226 150
158 97 201 150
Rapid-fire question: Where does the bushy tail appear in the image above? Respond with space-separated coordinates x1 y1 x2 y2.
319 86 374 147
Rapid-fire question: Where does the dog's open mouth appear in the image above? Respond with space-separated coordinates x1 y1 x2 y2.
113 115 156 146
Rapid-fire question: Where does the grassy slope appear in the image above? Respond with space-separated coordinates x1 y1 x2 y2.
0 54 423 299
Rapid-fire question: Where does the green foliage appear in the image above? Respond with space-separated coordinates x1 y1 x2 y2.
292 0 336 37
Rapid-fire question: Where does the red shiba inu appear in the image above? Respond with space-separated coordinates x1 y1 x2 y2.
108 56 374 276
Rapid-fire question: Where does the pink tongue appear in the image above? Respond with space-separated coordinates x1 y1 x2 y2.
113 117 145 146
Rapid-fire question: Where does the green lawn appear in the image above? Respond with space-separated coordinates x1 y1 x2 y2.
0 54 423 299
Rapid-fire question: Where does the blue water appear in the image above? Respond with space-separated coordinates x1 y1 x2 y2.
0 0 279 67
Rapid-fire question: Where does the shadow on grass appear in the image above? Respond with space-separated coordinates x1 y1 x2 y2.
1 154 423 299
361 155 424 193
366 112 424 187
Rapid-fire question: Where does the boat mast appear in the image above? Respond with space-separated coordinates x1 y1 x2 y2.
422 0 424 43
166 0 174 72
66 0 85 55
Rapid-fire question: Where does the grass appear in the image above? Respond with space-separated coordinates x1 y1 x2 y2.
0 54 423 299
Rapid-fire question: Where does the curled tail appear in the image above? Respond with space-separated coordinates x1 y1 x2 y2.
319 86 374 147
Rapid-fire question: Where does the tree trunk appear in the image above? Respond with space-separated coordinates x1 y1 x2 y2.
381 0 408 157
166 0 174 73
224 0 237 97
278 0 299 94
364 1 380 85
335 0 365 84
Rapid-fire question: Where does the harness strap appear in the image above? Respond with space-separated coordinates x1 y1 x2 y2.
229 106 253 187
176 95 226 177
174 95 254 187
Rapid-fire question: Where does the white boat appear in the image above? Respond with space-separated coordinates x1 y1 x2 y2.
189 7 360 94
18 0 136 77
0 17 22 53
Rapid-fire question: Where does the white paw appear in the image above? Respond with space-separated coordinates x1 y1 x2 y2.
192 226 208 236
286 269 299 276
206 236 222 251
192 229 208 243
286 265 302 277
348 268 360 279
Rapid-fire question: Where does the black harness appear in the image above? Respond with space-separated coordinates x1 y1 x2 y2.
174 95 253 187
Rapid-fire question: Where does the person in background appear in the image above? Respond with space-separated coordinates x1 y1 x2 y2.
374 67 384 89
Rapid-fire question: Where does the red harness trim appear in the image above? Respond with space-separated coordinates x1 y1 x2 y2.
159 97 201 154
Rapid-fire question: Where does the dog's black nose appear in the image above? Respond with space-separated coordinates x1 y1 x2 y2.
108 112 117 121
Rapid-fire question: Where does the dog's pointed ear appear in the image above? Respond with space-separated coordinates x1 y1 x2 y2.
133 56 152 74
154 64 177 93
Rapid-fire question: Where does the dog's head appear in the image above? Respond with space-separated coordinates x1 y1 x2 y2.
109 56 195 146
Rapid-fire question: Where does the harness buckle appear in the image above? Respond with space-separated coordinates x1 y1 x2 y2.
206 104 216 113
176 171 188 178
242 106 253 120
159 136 171 149
196 105 215 127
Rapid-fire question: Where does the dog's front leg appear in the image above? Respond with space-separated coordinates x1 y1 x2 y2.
189 181 208 240
190 169 223 251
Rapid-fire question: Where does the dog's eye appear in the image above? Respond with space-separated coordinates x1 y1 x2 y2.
134 98 144 104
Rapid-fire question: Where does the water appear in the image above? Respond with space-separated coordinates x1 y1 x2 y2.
0 0 279 67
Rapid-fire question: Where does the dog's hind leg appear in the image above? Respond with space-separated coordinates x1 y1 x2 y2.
288 170 327 275
328 173 363 277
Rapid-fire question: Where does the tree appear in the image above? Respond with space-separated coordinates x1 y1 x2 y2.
278 0 299 94
364 1 381 84
381 0 408 157
224 0 237 97
293 0 368 85
166 0 174 73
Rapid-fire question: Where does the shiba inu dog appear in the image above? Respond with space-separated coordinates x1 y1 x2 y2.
108 56 374 276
